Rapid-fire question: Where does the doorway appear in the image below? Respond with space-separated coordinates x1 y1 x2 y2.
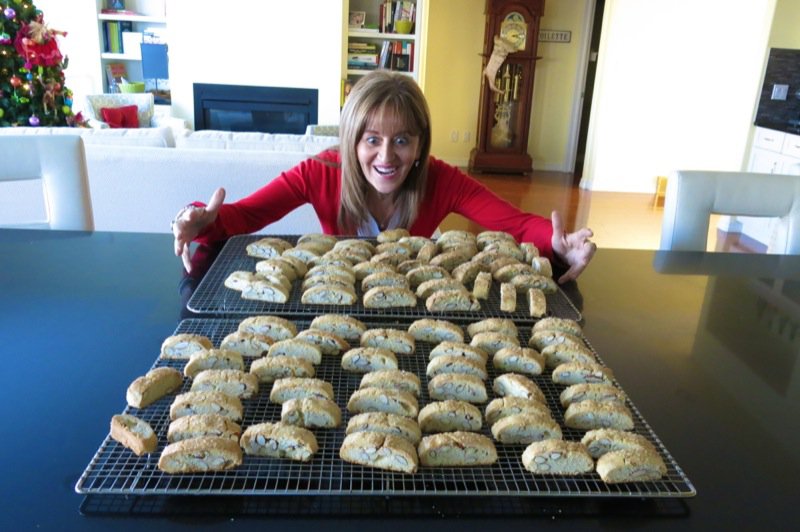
573 0 605 182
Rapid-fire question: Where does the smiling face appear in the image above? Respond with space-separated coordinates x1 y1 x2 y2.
356 109 422 198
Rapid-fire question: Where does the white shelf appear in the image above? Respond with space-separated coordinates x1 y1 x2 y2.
100 53 141 61
98 13 165 23
349 30 417 41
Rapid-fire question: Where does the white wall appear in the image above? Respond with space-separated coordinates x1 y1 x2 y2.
167 0 344 127
581 0 776 192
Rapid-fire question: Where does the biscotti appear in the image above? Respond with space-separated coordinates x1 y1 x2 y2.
280 397 342 428
238 315 297 341
158 436 242 473
339 432 418 474
407 318 464 344
581 428 656 459
492 346 544 375
359 369 421 397
552 361 614 385
346 388 419 418
224 270 261 291
541 343 596 369
378 228 411 242
528 288 546 318
241 279 290 303
560 383 626 408
467 318 518 338
160 334 212 360
500 282 516 312
341 347 399 373
509 274 557 294
490 413 562 444
183 348 245 379
595 448 667 483
451 261 490 286
360 328 415 355
169 391 244 421
416 278 467 299
533 317 583 337
492 373 546 403
484 397 551 425
528 330 584 351
190 369 259 399
471 271 492 299
294 328 349 356
269 377 334 404
521 440 594 475
406 265 450 288
240 422 318 462
219 330 274 358
563 400 634 430
361 271 409 291
469 331 520 355
110 414 157 456
167 413 242 443
427 373 488 403
418 400 482 433
426 355 488 380
126 366 183 408
345 412 422 444
429 341 488 364
249 355 315 383
425 289 481 312
309 314 366 341
267 338 323 365
418 432 498 467
301 284 357 305
306 264 356 284
363 285 417 308
246 237 292 258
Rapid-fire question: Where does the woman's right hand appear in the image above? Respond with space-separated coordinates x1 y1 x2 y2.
172 187 226 272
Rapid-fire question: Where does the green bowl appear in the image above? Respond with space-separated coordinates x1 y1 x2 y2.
119 82 145 93
395 20 413 34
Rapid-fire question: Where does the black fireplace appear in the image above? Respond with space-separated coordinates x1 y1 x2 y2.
193 83 318 134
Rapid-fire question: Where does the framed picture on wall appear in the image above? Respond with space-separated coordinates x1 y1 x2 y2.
349 11 366 28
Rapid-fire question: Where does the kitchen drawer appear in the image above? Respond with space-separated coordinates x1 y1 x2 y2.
754 127 785 152
781 132 800 158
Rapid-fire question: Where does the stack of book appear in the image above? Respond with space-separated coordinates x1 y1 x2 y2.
103 20 133 53
379 40 414 72
380 1 416 33
348 42 379 70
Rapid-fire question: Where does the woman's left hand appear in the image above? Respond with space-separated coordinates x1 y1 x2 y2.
550 210 596 284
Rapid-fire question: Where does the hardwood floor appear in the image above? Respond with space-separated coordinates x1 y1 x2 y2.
439 169 764 252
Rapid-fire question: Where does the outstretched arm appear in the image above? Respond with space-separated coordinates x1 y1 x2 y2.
550 210 596 284
172 187 226 272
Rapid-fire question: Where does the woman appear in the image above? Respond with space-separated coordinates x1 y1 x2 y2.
172 71 595 283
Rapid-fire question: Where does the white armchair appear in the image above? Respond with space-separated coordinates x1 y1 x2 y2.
83 93 187 135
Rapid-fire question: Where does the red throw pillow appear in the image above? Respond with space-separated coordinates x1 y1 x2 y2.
100 105 140 128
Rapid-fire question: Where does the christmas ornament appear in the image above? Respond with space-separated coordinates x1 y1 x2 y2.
29 115 40 126
4 7 15 19
0 109 4 119
10 75 22 87
0 32 12 45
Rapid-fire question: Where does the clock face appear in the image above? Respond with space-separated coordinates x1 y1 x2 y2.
500 12 527 51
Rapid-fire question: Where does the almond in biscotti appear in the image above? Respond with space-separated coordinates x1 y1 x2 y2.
190 369 259 400
492 346 544 376
405 264 451 288
167 413 242 444
416 277 467 299
237 315 297 341
559 383 626 408
476 230 516 250
255 258 298 281
249 355 315 383
296 232 337 251
246 237 293 259
551 361 614 386
533 317 583 337
493 262 536 282
126 366 184 408
341 347 399 373
241 279 290 303
300 273 354 292
283 246 321 265
346 412 423 445
482 241 525 262
280 397 342 429
169 391 243 421
429 248 475 272
510 273 558 295
360 328 416 355
417 400 482 433
541 343 596 369
451 260 491 286
305 263 356 283
522 440 594 475
224 270 260 291
240 422 318 462
469 330 520 355
418 432 498 467
267 338 323 365
361 271 409 292
528 329 584 351
353 260 396 281
467 318 518 338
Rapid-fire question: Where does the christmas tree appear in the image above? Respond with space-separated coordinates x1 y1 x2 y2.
0 0 83 127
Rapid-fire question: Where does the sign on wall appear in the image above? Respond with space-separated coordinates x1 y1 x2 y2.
538 30 571 43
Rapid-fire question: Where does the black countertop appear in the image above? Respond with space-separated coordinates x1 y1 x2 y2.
1 229 797 530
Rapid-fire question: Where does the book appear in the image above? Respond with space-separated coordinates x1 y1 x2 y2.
105 62 128 93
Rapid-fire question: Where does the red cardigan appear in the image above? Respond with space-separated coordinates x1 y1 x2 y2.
195 150 554 258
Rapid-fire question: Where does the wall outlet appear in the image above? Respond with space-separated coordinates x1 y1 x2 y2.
450 130 459 142
771 84 789 101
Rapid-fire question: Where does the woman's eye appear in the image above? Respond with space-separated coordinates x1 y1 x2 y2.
394 137 409 146
365 136 380 145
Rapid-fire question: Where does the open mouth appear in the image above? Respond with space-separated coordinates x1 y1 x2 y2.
374 165 398 177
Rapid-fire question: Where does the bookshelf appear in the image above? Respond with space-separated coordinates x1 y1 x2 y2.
96 0 167 93
345 1 424 87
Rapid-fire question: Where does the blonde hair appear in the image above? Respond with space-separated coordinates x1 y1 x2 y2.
337 70 431 233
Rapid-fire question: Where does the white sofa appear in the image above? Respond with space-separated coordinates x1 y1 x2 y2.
0 127 340 235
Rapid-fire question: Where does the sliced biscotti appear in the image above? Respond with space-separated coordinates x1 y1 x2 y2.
183 348 245 379
301 284 357 305
416 278 467 299
596 448 667 483
377 228 411 243
309 314 366 341
240 422 318 462
160 333 212 360
426 289 481 311
345 412 422 445
255 257 300 281
346 388 419 418
427 373 488 403
294 328 349 356
249 355 315 383
408 318 464 344
500 282 516 312
280 397 342 429
490 413 563 444
451 261 491 286
167 413 242 443
361 271 409 292
581 428 657 459
509 274 558 295
552 361 614 385
429 341 488 364
305 263 356 284
352 260 395 281
241 279 290 303
341 347 399 373
533 317 583 337
190 369 259 399
363 285 417 308
269 377 334 404
418 400 482 433
560 383 626 408
418 432 498 467
126 366 183 409
360 328 415 355
405 264 451 288
297 232 337 250
267 338 323 365
563 400 635 431
541 343 596 369
528 288 547 318
359 369 422 397
492 373 546 403
521 440 594 475
339 432 418 474
169 391 243 421
237 315 297 341
110 414 157 456
492 346 544 376
224 270 262 291
484 397 551 426
246 237 293 258
469 331 520 355
467 318 518 338
300 273 354 292
158 436 243 473
219 330 274 358
426 355 488 380
472 271 492 299
528 329 585 352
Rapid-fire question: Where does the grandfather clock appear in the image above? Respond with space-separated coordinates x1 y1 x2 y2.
469 0 544 174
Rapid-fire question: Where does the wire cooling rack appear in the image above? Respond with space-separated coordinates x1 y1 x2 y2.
76 318 695 498
186 235 582 322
